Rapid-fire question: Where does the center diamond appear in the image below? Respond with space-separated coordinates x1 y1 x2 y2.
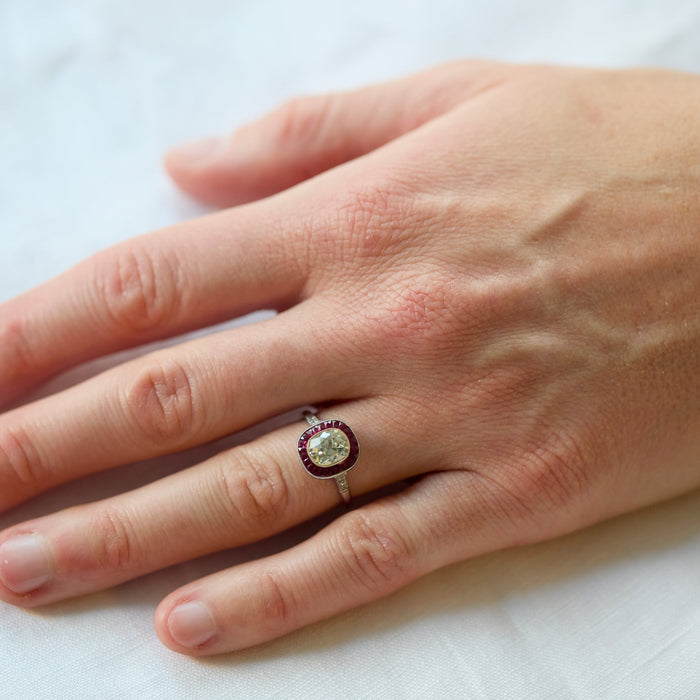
306 428 350 467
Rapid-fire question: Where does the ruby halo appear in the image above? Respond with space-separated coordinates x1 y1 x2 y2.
297 419 360 479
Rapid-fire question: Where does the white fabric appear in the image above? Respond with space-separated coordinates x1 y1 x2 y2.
2 1 699 697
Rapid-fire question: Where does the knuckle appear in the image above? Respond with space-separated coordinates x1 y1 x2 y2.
384 272 453 337
0 426 43 498
217 449 290 531
124 358 202 444
464 430 594 546
267 95 332 147
505 430 593 527
0 319 35 381
336 178 412 255
468 469 541 541
339 512 414 592
362 270 468 356
257 567 295 634
91 507 139 574
309 177 415 271
95 245 181 333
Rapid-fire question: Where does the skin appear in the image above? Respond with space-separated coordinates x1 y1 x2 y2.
0 60 698 656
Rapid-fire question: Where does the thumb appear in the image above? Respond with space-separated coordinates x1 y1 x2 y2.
164 60 503 207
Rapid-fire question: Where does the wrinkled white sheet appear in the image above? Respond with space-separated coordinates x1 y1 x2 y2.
1 1 699 697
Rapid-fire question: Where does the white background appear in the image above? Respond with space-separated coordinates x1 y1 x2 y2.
1 1 700 697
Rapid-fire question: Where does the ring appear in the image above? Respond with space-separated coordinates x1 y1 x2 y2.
297 410 360 504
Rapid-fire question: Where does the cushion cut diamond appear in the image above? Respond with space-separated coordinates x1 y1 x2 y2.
306 428 350 467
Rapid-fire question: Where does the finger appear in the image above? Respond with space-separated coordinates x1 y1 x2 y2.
165 60 504 207
0 197 309 407
153 470 514 655
0 402 419 606
0 300 359 511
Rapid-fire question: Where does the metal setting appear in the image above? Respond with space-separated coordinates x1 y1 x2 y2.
298 410 359 504
305 412 321 427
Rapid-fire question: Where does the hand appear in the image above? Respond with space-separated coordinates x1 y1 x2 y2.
1 61 698 656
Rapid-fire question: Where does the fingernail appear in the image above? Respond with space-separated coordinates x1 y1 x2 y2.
0 533 52 594
168 137 227 166
168 601 217 648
